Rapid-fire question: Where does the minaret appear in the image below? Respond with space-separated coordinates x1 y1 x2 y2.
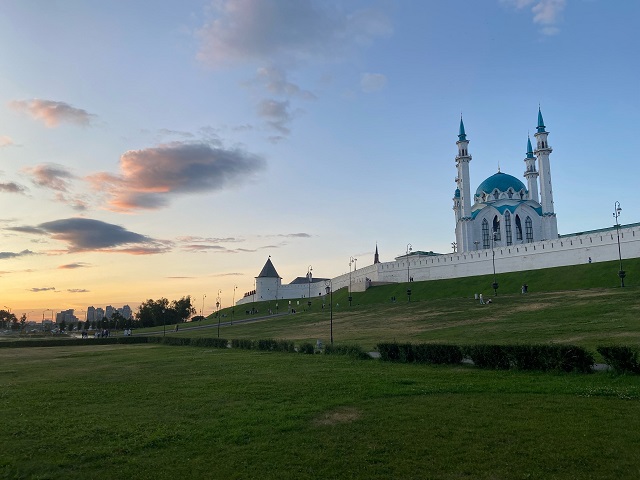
455 116 473 251
523 135 539 202
534 107 558 239
374 243 380 264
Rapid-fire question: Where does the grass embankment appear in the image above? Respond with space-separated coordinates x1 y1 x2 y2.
1 345 639 479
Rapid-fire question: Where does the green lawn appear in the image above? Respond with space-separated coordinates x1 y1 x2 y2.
1 345 639 479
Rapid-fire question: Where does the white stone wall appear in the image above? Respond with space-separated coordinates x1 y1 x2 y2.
237 224 640 306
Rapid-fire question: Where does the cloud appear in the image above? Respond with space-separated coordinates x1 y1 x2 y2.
501 0 565 35
16 218 170 254
28 287 56 292
9 99 95 127
25 164 74 192
197 0 391 67
360 73 387 93
0 249 36 260
58 262 91 269
89 141 265 212
255 66 316 100
183 244 228 253
0 135 15 147
67 288 89 293
0 182 27 194
258 99 292 134
176 236 241 243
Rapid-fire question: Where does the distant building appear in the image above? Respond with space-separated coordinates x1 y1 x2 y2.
105 305 114 319
86 306 96 322
120 305 132 319
95 307 105 320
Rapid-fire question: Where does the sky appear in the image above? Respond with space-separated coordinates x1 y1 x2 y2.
1 0 639 321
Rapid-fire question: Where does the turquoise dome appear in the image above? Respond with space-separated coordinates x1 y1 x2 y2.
475 172 527 197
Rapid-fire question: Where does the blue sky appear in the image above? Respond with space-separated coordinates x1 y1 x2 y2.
1 0 638 319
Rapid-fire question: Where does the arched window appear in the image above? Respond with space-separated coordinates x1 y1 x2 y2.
525 216 533 242
505 210 512 246
493 190 499 200
515 215 523 240
493 216 501 241
482 219 490 249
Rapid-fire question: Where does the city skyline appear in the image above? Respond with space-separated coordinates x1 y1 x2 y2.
1 1 639 319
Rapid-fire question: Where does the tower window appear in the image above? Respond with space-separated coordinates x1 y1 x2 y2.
505 211 512 246
525 216 533 242
493 216 501 241
482 219 490 249
516 215 523 240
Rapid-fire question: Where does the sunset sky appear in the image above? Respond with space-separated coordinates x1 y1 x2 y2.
1 0 639 321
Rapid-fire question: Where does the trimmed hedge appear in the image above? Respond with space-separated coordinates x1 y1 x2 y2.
298 342 315 354
0 336 150 348
377 342 462 365
597 346 640 374
462 344 594 373
324 343 370 360
231 339 255 350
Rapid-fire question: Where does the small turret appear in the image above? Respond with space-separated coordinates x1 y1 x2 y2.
524 135 539 202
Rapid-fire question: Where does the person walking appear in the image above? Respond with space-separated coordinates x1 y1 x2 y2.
479 293 485 305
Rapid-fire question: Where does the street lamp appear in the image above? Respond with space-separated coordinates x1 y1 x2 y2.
325 279 333 345
614 201 625 287
474 241 480 251
491 231 499 296
307 265 313 304
162 309 166 337
201 294 206 322
216 289 222 338
451 242 457 253
349 256 356 306
232 285 237 325
406 243 412 282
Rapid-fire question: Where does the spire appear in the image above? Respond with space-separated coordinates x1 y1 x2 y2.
458 116 467 141
374 243 380 264
526 135 534 158
537 107 546 133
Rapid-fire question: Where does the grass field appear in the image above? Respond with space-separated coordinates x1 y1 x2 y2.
1 345 639 479
2 259 640 478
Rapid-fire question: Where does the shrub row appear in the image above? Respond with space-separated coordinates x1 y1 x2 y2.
146 337 229 348
377 343 463 365
377 342 595 373
597 346 640 374
324 343 370 360
463 344 594 373
230 338 295 352
0 336 150 348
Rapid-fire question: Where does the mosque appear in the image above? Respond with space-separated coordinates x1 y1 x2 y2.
236 109 640 306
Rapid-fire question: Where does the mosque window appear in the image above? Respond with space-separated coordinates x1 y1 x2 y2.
515 215 523 240
507 189 513 199
493 190 499 200
482 219 490 249
504 211 512 246
493 216 501 241
525 217 533 242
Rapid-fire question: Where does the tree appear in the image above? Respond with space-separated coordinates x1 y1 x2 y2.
0 310 17 330
135 296 195 328
20 314 26 331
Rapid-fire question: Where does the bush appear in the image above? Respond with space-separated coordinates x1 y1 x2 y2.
377 342 401 361
324 343 370 360
597 346 640 374
231 339 255 350
463 345 511 369
298 342 315 354
190 338 228 348
463 344 594 372
413 344 463 365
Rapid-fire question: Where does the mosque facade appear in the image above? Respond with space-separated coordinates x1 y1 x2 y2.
236 110 640 306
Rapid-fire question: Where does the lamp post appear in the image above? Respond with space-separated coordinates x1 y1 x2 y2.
325 279 333 345
614 201 625 287
232 285 237 325
201 294 206 322
349 257 356 306
451 242 457 253
491 231 499 296
406 243 412 282
474 241 480 251
307 265 313 306
162 309 166 337
216 289 222 338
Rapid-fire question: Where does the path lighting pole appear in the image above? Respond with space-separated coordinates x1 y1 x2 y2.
232 285 237 325
349 257 356 306
162 309 166 337
307 265 313 307
201 294 206 323
2 305 10 329
216 289 222 338
614 201 625 287
491 231 499 296
406 243 412 282
325 279 333 345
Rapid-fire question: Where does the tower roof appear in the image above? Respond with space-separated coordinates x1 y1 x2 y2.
458 117 467 141
257 257 280 278
526 136 534 158
537 107 546 133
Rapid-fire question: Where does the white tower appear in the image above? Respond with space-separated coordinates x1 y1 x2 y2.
523 135 539 202
454 117 473 251
534 108 558 239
